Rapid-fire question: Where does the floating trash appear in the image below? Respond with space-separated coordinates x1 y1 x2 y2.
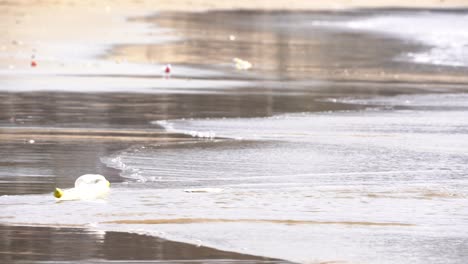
53 174 110 201
233 57 252 70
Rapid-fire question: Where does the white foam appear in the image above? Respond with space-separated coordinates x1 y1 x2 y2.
154 120 217 139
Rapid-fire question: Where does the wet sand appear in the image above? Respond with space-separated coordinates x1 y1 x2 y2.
1 0 468 263
125 9 468 83
0 224 286 263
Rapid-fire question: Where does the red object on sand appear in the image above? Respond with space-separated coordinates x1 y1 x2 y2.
164 64 171 74
31 60 37 67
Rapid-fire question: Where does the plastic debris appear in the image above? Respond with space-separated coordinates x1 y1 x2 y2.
164 64 171 74
233 57 252 70
28 139 35 144
53 174 111 201
163 64 172 79
31 60 37 67
229 35 236 41
195 239 202 247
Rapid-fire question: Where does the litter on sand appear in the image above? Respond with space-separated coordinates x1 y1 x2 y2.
53 174 110 201
233 57 252 70
164 64 172 74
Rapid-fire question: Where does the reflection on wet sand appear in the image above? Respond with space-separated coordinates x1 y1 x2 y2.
0 127 193 142
0 91 356 128
0 225 286 263
117 10 468 83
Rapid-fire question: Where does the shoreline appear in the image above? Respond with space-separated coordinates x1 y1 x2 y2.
2 1 468 263
0 224 287 263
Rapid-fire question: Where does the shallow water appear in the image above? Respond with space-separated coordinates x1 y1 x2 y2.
108 94 468 262
1 9 468 264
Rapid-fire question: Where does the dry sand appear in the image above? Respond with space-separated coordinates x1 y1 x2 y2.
5 0 468 12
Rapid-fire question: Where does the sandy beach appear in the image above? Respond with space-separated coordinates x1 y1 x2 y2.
3 0 468 83
1 0 468 263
